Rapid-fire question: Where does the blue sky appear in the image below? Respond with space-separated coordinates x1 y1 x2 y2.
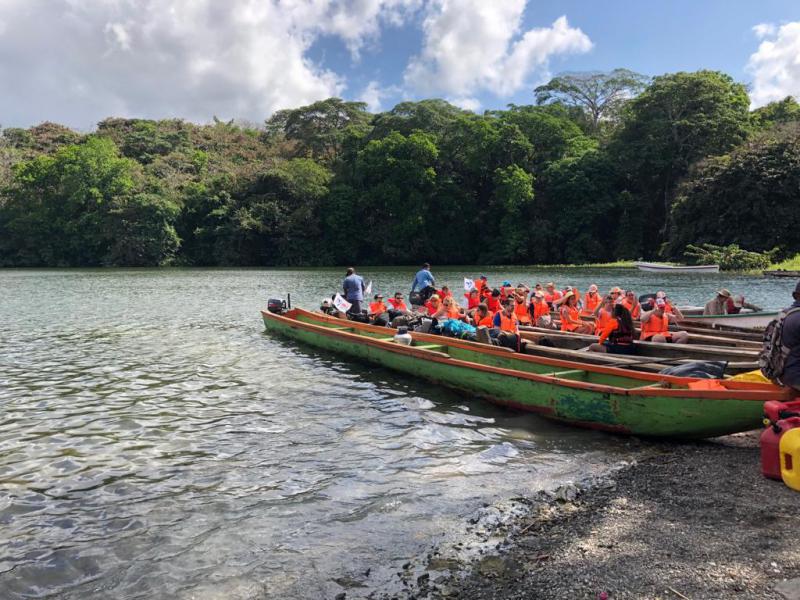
0 0 798 128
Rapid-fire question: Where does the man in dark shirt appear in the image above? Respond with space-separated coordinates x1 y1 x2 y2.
780 280 800 391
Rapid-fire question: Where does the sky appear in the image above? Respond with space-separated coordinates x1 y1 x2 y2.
0 0 798 130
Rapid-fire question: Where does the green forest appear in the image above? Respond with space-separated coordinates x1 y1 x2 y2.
1 69 799 267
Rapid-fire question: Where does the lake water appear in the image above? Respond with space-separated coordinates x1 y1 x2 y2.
1 267 795 599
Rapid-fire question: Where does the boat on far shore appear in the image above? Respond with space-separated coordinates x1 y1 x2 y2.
635 261 720 274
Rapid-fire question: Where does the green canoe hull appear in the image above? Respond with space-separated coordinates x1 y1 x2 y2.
262 311 776 438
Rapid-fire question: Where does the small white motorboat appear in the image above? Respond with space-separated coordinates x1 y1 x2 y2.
635 261 720 274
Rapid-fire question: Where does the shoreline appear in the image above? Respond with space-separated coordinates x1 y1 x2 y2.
371 432 799 600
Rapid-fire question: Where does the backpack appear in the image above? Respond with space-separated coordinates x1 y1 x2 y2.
759 307 800 383
440 319 477 339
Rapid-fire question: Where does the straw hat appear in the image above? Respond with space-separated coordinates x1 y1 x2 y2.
717 288 731 298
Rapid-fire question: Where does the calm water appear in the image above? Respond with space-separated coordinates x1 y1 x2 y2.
0 267 795 599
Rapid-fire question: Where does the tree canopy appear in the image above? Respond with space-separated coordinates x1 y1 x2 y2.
1 69 798 268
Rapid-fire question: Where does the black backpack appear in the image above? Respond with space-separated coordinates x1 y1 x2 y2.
759 307 800 384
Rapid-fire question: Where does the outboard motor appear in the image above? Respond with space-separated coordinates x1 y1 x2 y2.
267 294 291 314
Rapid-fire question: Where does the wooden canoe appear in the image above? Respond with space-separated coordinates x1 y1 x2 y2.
262 308 792 438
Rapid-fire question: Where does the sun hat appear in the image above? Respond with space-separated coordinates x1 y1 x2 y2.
610 286 622 294
717 288 731 298
321 299 331 307
588 284 598 292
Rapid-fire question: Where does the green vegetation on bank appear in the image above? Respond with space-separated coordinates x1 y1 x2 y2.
1 70 799 267
768 254 800 271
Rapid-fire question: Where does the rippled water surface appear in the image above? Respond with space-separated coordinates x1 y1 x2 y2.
1 267 794 599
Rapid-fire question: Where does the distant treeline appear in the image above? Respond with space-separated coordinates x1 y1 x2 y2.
1 69 799 267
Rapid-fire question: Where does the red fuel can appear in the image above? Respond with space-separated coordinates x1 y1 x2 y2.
761 416 800 480
764 399 800 424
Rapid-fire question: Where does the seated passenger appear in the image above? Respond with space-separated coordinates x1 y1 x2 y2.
440 296 464 320
474 275 489 294
513 291 532 325
594 295 614 334
491 298 521 350
387 292 409 313
583 284 601 315
424 294 442 316
464 288 481 311
621 290 641 319
640 298 689 343
544 282 562 307
486 289 502 313
586 304 636 354
473 303 494 327
369 294 388 316
559 292 593 334
529 290 550 326
439 285 453 299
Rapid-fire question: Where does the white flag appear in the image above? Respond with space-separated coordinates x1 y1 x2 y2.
333 293 352 313
464 277 475 291
365 280 373 295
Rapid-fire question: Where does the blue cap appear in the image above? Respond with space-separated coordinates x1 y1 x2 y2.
502 280 511 286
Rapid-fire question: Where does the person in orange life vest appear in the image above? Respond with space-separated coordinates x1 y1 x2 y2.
486 288 502 313
529 290 550 324
640 298 689 343
513 291 532 325
586 304 636 355
369 294 387 315
544 282 562 307
438 285 453 299
572 287 583 311
387 292 409 313
474 275 488 294
621 290 641 319
473 303 494 328
499 281 514 301
559 292 593 334
464 288 481 311
491 298 522 350
609 286 623 305
443 296 466 320
583 284 601 316
654 290 683 318
424 294 442 316
594 295 615 334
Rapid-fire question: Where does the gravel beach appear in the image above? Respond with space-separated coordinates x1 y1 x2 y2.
373 432 800 600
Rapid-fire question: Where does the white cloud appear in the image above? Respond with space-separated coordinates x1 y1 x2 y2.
404 1 592 99
359 80 386 112
449 97 481 112
753 23 777 39
747 21 800 108
0 0 422 128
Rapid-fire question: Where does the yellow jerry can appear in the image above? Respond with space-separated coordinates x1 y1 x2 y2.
780 427 800 492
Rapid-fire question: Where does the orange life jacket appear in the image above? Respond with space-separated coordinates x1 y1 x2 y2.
584 292 600 314
387 298 408 311
621 298 641 319
465 294 481 309
544 290 562 305
514 300 531 324
477 313 494 328
497 311 519 333
640 312 670 340
594 308 612 335
560 305 583 332
369 301 387 314
531 299 549 320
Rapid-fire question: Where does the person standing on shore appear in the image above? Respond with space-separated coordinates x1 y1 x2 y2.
411 262 436 302
343 267 366 315
769 281 800 392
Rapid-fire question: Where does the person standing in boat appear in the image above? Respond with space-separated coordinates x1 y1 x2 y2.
411 263 436 303
343 267 366 316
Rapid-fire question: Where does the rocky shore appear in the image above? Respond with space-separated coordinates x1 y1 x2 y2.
369 432 800 600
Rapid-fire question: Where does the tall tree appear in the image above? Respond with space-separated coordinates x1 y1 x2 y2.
611 70 751 254
534 69 649 134
265 98 371 163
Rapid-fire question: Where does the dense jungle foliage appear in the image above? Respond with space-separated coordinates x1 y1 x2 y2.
1 69 798 267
